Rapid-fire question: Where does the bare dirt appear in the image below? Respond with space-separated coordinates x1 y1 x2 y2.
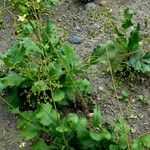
0 0 150 149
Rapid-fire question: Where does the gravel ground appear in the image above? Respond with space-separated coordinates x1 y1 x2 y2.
0 0 150 149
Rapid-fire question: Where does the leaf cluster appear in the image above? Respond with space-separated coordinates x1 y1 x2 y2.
9 0 59 15
91 8 150 73
0 20 92 108
17 103 150 150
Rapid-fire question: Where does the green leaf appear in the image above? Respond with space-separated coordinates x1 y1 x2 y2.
130 51 150 73
17 111 40 140
93 106 102 127
91 41 118 64
119 134 128 149
21 123 40 140
52 89 65 101
127 23 141 52
122 8 133 29
141 134 150 147
75 79 92 94
45 61 63 80
109 145 119 150
121 90 129 98
56 113 79 133
92 44 107 63
42 20 59 46
0 72 24 88
2 41 26 67
56 124 70 133
114 117 130 134
90 129 111 142
0 82 5 90
36 103 60 126
31 80 48 93
20 37 41 53
132 139 144 150
112 118 130 149
115 36 128 52
65 113 79 126
132 134 150 150
61 44 77 68
32 139 50 150
6 87 20 108
19 20 37 36
76 117 88 138
63 87 75 102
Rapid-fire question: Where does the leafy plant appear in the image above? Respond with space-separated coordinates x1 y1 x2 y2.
132 134 150 150
16 104 120 149
9 0 59 15
91 8 150 73
0 20 92 109
17 103 150 150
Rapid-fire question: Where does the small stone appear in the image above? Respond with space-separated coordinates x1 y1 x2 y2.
88 113 94 117
98 86 104 91
129 114 138 119
97 97 101 101
131 99 135 103
58 18 62 22
68 33 83 44
62 15 66 18
139 113 144 118
85 2 96 11
98 0 107 6
76 26 80 31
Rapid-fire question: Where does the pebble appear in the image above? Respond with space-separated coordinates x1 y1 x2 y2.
130 114 138 119
131 99 135 103
85 2 96 11
68 33 83 44
98 0 107 6
98 86 104 91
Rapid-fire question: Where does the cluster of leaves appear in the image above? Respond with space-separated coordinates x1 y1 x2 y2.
0 20 91 109
91 8 150 73
17 103 150 150
9 0 60 15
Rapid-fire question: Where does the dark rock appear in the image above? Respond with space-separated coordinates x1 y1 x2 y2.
68 33 83 44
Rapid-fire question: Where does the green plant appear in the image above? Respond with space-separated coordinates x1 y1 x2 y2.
17 103 150 150
9 0 59 15
91 8 150 73
0 20 92 109
118 90 129 101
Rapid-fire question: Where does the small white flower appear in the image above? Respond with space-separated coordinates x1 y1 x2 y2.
19 142 25 148
37 0 41 3
131 26 134 30
18 14 26 22
110 9 112 12
139 41 142 46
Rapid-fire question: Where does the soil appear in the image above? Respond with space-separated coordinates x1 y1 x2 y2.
0 0 150 149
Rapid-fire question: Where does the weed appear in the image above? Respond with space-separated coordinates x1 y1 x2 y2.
91 8 150 73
